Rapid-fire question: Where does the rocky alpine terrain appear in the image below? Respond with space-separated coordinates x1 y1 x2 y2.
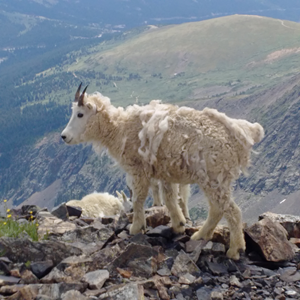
0 204 299 300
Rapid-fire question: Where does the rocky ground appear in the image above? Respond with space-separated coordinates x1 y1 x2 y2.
0 205 299 300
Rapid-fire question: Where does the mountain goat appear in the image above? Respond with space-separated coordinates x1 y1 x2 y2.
61 84 264 260
66 191 131 218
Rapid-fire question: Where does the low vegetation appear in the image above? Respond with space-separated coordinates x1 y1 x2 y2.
0 200 39 241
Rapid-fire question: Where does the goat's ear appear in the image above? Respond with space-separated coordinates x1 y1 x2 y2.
121 191 128 202
86 102 96 111
116 191 122 200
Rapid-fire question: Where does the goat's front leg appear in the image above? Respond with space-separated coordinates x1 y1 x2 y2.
129 175 149 235
161 181 186 233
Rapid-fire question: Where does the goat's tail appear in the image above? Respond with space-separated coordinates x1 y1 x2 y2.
203 108 264 149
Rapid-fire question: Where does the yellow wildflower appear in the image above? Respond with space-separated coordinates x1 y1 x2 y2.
4 200 7 203
6 209 10 213
3 222 6 225
36 224 39 227
7 214 11 218
29 211 33 214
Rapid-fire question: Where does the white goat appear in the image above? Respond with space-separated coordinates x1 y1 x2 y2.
66 190 131 218
61 84 264 260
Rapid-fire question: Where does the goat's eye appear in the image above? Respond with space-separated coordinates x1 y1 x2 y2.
77 113 84 118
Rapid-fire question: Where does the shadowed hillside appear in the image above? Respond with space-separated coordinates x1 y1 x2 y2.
1 15 300 224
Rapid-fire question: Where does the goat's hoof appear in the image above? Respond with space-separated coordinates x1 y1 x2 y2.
226 248 241 260
190 231 211 241
129 223 145 235
172 222 186 234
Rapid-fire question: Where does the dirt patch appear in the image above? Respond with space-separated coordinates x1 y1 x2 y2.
247 47 300 68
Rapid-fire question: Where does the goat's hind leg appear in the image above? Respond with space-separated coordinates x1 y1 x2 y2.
224 200 245 260
161 181 186 233
191 192 224 241
151 179 162 206
178 184 191 220
129 176 149 235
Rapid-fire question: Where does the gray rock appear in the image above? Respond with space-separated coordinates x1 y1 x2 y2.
146 225 173 239
107 243 158 277
196 286 211 300
59 226 114 248
171 250 200 277
206 261 228 276
41 255 94 284
61 290 88 299
279 267 300 282
0 237 82 265
82 270 109 290
114 210 130 233
51 203 69 221
211 243 226 255
210 291 223 300
30 260 54 279
245 217 295 262
259 212 300 238
66 205 82 218
98 283 144 299
37 211 76 237
0 274 21 285
229 275 242 288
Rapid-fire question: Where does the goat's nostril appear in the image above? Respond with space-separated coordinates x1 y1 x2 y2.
61 135 66 140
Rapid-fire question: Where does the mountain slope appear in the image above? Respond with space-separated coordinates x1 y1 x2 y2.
1 15 300 223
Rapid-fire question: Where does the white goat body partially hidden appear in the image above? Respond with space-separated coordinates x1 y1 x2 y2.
66 191 131 218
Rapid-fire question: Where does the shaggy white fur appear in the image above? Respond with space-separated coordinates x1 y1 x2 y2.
61 87 264 260
66 191 131 218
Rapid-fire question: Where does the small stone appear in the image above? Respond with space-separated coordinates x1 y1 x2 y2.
229 275 242 288
178 273 196 284
185 239 204 253
210 291 223 300
10 269 21 278
206 261 228 276
285 289 297 296
157 267 171 276
171 250 200 277
196 286 211 300
115 211 130 233
61 289 88 300
145 206 171 228
20 269 39 284
82 270 109 290
116 267 133 278
30 260 54 279
0 275 21 286
279 267 300 282
202 241 214 254
51 203 69 221
147 225 173 239
66 205 82 218
98 283 144 300
211 243 226 255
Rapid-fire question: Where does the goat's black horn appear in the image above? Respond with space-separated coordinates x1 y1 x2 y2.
75 82 82 102
78 85 88 107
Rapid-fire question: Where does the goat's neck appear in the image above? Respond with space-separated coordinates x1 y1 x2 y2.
92 107 125 159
